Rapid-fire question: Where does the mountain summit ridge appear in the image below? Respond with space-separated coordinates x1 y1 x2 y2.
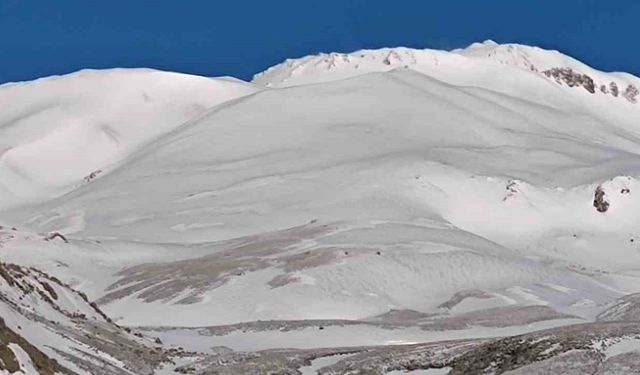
252 41 640 104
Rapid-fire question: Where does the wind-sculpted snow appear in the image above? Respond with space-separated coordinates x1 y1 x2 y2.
98 222 339 305
88 219 619 328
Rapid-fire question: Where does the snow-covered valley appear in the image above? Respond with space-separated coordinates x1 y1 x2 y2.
1 41 640 373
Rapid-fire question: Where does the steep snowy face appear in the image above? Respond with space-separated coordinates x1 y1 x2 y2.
0 69 258 208
253 41 640 104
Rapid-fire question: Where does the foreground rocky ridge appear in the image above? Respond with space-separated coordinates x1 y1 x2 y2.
140 321 640 374
0 249 172 374
1 252 639 374
1 223 640 374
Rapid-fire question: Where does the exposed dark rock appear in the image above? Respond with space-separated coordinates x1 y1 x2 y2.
623 84 639 103
0 318 66 375
501 350 600 375
39 281 58 301
420 305 575 331
83 169 102 183
610 82 619 97
438 289 490 310
593 186 609 213
504 180 520 201
449 322 640 374
543 68 595 93
45 232 69 243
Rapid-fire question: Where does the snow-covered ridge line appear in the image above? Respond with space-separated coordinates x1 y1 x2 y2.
0 68 259 209
0 67 204 88
252 40 640 103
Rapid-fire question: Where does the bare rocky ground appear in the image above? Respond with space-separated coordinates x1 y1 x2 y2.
151 321 640 374
159 321 640 374
142 305 574 338
97 222 342 305
4 257 639 374
130 300 639 374
0 258 174 374
3 225 639 374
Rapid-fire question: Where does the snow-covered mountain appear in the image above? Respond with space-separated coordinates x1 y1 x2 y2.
0 69 257 209
2 42 640 373
253 40 639 103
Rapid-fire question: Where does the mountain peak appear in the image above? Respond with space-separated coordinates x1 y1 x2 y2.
252 41 640 106
465 39 499 49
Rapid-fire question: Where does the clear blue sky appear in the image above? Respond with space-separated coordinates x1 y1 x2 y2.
0 0 638 84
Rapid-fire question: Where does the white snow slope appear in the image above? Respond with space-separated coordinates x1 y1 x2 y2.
0 68 257 208
1 41 640 371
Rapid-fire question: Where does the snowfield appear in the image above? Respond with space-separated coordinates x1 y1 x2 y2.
0 41 640 373
0 69 257 209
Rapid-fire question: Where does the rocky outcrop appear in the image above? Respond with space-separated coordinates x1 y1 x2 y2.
597 293 640 322
600 84 608 94
0 261 170 374
44 232 69 243
542 67 638 104
0 318 65 375
542 68 595 93
593 185 609 213
610 82 619 97
83 169 102 183
171 321 640 374
623 84 639 103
